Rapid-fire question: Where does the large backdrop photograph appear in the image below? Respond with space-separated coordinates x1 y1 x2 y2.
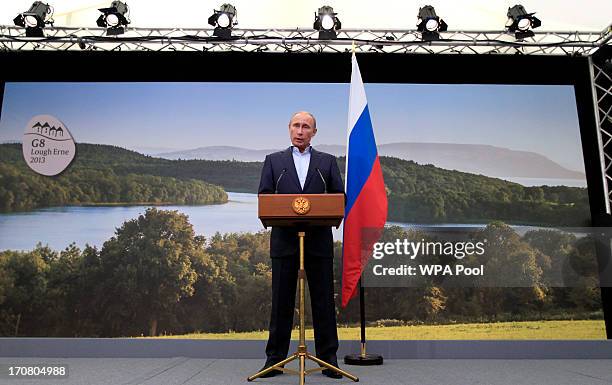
0 81 605 339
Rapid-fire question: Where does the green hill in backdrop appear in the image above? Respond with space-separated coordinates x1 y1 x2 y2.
0 143 590 226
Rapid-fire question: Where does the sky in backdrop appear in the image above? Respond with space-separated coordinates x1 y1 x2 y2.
0 81 584 171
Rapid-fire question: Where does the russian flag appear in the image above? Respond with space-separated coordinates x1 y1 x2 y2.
342 53 388 307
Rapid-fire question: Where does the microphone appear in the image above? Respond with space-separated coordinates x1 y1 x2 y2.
275 168 287 194
316 167 327 194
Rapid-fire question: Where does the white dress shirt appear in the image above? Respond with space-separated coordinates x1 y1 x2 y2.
292 145 311 189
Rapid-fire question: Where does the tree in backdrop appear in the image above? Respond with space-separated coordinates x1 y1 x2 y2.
0 245 51 336
96 208 198 336
470 222 547 316
0 219 604 337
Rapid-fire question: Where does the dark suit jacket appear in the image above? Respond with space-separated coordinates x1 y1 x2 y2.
258 146 345 258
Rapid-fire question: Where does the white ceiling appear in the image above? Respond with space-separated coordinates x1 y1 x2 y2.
2 0 611 31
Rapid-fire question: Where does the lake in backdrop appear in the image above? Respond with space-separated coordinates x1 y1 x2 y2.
0 192 579 251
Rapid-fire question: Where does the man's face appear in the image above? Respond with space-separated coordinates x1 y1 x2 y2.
289 113 317 152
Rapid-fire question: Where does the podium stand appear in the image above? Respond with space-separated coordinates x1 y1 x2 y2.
247 193 359 384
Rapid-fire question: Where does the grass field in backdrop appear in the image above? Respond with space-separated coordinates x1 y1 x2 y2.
147 320 606 340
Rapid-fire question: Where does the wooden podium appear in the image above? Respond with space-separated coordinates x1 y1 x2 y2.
247 193 359 384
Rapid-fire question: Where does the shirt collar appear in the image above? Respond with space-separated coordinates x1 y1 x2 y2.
292 145 312 155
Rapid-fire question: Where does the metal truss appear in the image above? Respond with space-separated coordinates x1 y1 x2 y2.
0 24 610 55
592 57 612 213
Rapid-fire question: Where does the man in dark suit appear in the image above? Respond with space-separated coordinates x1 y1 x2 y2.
257 111 344 379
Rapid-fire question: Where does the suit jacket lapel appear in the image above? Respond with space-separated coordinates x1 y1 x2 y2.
303 147 321 192
283 147 302 191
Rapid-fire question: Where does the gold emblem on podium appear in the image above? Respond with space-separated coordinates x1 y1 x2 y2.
292 196 311 215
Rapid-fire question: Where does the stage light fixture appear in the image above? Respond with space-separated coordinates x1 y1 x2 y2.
506 4 541 39
13 1 54 38
97 1 130 36
416 5 447 41
313 6 341 40
208 3 237 39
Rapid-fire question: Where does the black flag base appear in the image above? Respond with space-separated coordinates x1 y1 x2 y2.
344 353 384 366
344 342 383 365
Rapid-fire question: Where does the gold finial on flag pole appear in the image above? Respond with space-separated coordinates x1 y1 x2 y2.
352 40 356 54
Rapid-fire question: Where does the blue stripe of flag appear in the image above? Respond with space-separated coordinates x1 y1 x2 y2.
346 105 378 215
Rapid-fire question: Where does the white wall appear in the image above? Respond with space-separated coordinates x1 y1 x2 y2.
1 0 611 31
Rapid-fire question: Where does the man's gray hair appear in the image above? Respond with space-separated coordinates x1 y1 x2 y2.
289 111 317 129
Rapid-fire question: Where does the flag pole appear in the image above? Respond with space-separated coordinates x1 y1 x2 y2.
344 40 383 366
359 280 366 356
344 279 383 365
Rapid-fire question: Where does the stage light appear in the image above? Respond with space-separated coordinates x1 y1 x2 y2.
97 1 130 36
416 5 447 41
506 4 541 39
13 1 54 38
208 3 237 39
313 6 341 40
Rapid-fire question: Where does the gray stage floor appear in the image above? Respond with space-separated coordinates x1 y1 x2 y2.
1 358 612 385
